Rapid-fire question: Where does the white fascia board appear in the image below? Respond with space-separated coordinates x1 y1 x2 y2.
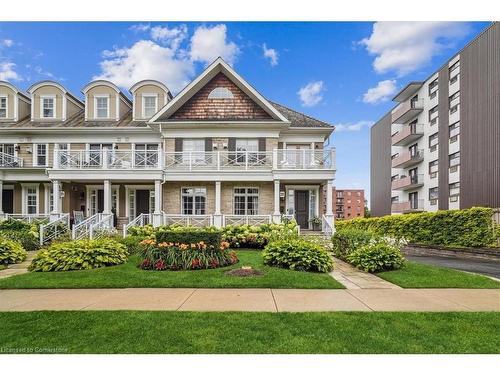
163 171 274 182
0 170 50 181
272 170 336 181
47 169 164 181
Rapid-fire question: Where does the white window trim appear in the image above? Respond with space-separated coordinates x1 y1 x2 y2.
40 95 56 119
181 186 208 215
33 143 50 167
233 187 260 216
94 95 110 119
284 185 320 220
141 93 158 119
0 95 8 119
85 185 120 217
124 185 154 218
21 183 40 215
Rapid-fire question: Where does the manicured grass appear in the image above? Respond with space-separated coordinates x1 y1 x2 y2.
377 261 500 288
1 311 499 353
0 250 342 289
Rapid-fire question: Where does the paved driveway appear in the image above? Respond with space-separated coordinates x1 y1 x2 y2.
407 255 500 279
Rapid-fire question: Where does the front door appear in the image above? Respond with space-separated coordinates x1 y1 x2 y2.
2 189 13 214
97 190 104 212
135 190 150 216
294 190 309 229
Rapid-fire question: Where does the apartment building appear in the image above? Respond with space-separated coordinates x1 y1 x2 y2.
371 22 500 216
0 58 336 234
332 189 365 219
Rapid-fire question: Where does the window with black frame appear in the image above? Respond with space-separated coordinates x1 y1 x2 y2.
234 187 259 215
182 187 206 215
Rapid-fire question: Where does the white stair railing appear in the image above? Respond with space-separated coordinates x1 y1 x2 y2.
72 213 100 240
322 215 334 236
39 213 70 245
122 213 152 237
89 214 114 239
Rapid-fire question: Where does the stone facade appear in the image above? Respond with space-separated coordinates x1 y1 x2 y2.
221 181 274 215
170 73 273 121
163 182 215 215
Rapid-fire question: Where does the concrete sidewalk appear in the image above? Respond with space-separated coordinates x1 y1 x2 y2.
0 288 499 312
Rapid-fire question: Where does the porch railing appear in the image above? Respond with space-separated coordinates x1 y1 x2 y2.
72 213 100 240
0 152 23 168
123 213 152 237
164 151 273 171
163 214 213 227
39 213 70 245
54 150 161 169
224 215 272 226
5 213 50 224
275 149 335 170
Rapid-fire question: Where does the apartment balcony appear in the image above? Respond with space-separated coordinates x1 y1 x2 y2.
391 149 424 168
51 149 336 173
391 199 424 213
391 174 424 191
391 98 424 124
391 124 424 146
0 152 24 168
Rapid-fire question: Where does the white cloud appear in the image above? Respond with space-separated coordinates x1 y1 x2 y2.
297 81 324 107
0 62 22 81
150 25 188 50
262 44 278 66
334 120 374 132
362 79 397 104
360 22 470 76
189 24 240 65
94 40 194 93
1 39 14 47
129 24 150 33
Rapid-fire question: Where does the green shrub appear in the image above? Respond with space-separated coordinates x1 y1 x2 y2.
346 242 405 273
29 238 128 272
221 221 299 248
0 236 27 265
126 224 155 238
119 235 147 254
335 207 496 248
331 228 375 260
262 239 333 273
0 230 40 251
139 238 237 270
155 227 222 250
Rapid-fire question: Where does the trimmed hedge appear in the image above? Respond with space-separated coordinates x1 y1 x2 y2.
0 236 27 265
155 227 222 250
335 207 496 248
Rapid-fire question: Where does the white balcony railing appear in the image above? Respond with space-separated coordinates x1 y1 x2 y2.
224 215 272 226
54 150 162 170
163 214 213 227
0 152 23 168
275 149 335 170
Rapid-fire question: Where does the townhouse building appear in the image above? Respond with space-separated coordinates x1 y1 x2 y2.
0 58 336 236
371 22 500 216
332 189 365 220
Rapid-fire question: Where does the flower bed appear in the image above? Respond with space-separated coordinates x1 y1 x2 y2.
139 233 238 271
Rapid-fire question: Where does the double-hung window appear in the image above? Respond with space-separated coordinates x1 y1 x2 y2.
449 91 460 114
429 105 438 126
234 188 259 215
235 139 259 164
449 152 460 172
449 182 460 202
429 133 439 153
429 187 439 206
449 122 460 143
428 78 438 99
41 97 55 118
26 186 38 214
181 187 207 215
95 96 109 119
142 95 157 118
429 160 439 179
35 144 48 166
0 96 7 118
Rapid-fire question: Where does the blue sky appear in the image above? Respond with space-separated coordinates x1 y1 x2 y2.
0 21 491 201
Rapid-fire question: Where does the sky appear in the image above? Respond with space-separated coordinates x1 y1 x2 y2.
0 21 491 202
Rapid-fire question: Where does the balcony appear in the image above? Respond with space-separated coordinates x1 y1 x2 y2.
0 152 24 168
391 124 424 146
391 199 424 213
391 174 424 190
53 149 336 172
391 98 424 124
391 149 424 168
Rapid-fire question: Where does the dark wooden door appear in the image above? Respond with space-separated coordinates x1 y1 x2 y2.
295 190 309 229
97 190 104 212
2 190 13 214
136 190 150 215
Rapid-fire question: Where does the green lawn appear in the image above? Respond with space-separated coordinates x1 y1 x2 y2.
0 250 342 289
377 261 500 288
0 311 499 353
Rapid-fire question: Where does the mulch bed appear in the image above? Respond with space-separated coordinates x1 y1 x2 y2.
225 268 264 277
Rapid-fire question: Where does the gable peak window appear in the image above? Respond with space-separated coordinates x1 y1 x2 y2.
142 95 157 118
41 96 55 118
208 87 234 99
95 96 109 119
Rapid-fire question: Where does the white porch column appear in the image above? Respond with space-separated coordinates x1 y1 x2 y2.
103 180 112 214
272 179 281 223
213 181 223 227
0 180 3 217
326 180 333 216
152 179 163 227
50 180 61 221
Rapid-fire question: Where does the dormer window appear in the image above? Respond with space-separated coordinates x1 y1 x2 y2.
95 96 109 119
208 87 234 99
41 96 55 118
142 95 158 118
0 96 6 118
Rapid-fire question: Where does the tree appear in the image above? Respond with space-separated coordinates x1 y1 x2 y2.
364 199 370 218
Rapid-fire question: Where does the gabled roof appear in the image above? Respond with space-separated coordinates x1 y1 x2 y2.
150 57 289 123
269 101 333 129
129 80 173 99
0 81 30 101
82 80 132 107
27 80 84 107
